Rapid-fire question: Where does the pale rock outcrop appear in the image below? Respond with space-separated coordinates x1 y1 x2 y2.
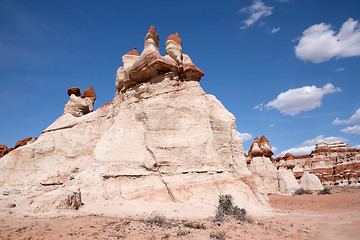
248 156 278 194
64 87 96 117
300 171 324 191
0 27 268 217
278 169 300 195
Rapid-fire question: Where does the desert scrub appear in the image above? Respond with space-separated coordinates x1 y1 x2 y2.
146 211 167 227
214 194 247 222
294 188 313 195
318 187 332 195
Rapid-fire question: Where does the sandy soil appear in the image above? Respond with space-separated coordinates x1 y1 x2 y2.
0 186 359 240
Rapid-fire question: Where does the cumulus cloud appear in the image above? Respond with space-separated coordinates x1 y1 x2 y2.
271 146 277 152
271 27 280 34
352 145 360 149
333 108 360 125
237 132 253 142
240 0 273 29
260 83 340 116
295 18 360 63
341 124 360 135
279 135 349 156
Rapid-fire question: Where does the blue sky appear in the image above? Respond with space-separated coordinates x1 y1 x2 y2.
0 0 359 156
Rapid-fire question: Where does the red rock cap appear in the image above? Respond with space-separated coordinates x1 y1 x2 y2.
260 135 269 143
125 47 140 56
67 87 81 97
148 26 159 41
81 86 96 101
284 152 295 160
14 137 34 149
166 33 182 45
0 144 10 158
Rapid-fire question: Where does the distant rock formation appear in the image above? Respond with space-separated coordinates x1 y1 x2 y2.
300 171 324 191
64 87 96 117
247 136 304 195
0 27 268 217
275 139 360 186
247 136 278 194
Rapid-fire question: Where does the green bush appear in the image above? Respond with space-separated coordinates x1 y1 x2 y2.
214 194 247 222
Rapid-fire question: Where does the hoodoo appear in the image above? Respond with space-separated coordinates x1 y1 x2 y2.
0 27 268 217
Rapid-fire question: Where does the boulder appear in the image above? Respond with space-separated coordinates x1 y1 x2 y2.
81 86 96 102
300 171 324 191
278 169 300 195
67 87 81 97
0 145 9 158
64 94 95 117
248 156 278 194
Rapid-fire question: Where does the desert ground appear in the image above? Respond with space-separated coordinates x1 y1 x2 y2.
0 186 359 240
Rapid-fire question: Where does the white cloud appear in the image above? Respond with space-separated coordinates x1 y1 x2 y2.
262 83 340 116
254 103 264 111
279 135 349 156
295 18 360 63
240 0 273 29
352 145 360 149
341 124 360 135
333 108 360 125
279 145 315 156
271 146 277 152
335 67 345 72
271 27 280 34
237 132 253 142
269 124 275 127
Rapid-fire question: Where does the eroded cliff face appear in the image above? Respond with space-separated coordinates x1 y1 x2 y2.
0 27 269 217
274 140 360 187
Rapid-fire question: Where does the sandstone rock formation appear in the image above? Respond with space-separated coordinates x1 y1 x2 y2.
247 137 278 194
300 171 324 191
0 27 268 217
247 136 303 195
275 139 360 186
278 169 300 195
64 87 96 117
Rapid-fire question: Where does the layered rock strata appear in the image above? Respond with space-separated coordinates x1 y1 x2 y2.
0 27 268 217
275 140 360 186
